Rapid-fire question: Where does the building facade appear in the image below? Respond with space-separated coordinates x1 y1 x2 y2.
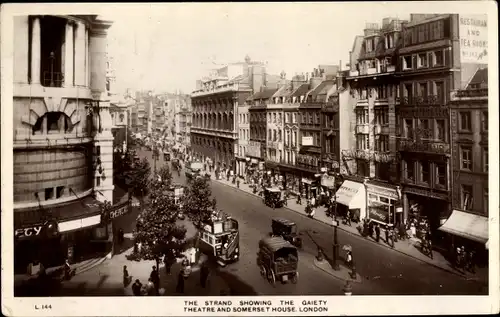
191 56 276 171
445 68 489 255
236 97 250 177
13 15 115 271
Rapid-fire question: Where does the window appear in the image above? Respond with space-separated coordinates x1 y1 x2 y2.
268 129 272 141
293 131 297 146
461 146 472 170
33 112 73 135
483 147 488 172
286 113 290 123
273 130 277 141
309 113 313 124
418 82 428 97
433 50 444 66
405 159 415 182
375 162 390 181
435 119 446 142
278 113 282 123
403 56 413 70
418 53 428 68
356 159 370 177
356 134 369 150
45 187 54 200
356 108 369 125
293 113 297 123
482 111 488 131
375 135 389 152
434 81 444 103
273 113 276 123
420 161 430 184
278 130 282 142
461 184 473 210
404 119 414 139
314 133 320 146
375 107 389 125
435 162 447 187
418 119 432 140
376 86 387 99
459 112 471 131
366 38 374 52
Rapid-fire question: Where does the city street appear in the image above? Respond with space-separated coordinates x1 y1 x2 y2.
138 148 488 295
37 147 487 296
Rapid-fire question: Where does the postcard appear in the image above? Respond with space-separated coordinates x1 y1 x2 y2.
1 1 498 316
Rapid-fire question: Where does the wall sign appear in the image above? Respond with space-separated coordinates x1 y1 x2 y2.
15 225 43 240
400 107 449 118
366 185 399 200
398 140 450 155
404 186 448 200
459 15 488 63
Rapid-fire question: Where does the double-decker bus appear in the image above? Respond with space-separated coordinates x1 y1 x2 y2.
198 211 239 267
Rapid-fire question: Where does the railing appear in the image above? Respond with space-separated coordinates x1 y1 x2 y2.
42 71 64 87
454 88 488 98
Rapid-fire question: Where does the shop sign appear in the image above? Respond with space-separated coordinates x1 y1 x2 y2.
321 174 335 188
400 107 449 118
366 185 399 200
302 136 313 146
247 141 262 159
15 225 43 240
297 154 319 167
369 203 389 224
398 139 450 155
405 187 449 200
109 202 131 220
342 149 371 161
301 178 314 185
267 141 279 149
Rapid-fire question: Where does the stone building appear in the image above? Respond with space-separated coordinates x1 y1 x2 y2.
13 15 115 271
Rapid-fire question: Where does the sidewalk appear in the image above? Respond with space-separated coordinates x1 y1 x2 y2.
212 176 488 284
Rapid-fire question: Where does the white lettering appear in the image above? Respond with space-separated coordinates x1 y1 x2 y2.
15 226 43 239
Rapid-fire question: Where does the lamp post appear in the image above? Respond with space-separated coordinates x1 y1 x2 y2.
332 181 340 271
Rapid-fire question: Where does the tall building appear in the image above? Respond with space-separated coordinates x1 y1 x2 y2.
12 15 115 271
342 18 406 223
191 56 277 170
445 67 489 260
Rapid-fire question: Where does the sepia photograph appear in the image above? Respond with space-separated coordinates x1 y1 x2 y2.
1 2 498 316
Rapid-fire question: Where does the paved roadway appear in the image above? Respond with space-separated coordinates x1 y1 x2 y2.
138 148 487 295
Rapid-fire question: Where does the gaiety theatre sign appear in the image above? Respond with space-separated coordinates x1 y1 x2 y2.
15 225 43 240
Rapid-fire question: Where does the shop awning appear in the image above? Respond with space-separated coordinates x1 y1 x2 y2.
439 210 489 244
335 180 365 209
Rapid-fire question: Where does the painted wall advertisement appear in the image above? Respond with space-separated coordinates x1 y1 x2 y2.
459 15 488 63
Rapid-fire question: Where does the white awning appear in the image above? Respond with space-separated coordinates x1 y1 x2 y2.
439 210 489 244
335 180 365 209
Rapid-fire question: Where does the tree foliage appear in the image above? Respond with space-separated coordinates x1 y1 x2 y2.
181 177 217 228
124 157 151 198
130 168 187 263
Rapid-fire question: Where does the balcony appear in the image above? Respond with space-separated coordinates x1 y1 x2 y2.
452 88 488 99
42 71 64 88
401 95 443 106
397 139 450 155
356 124 370 134
191 82 243 97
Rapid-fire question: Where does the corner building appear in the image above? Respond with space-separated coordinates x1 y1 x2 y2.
13 15 114 272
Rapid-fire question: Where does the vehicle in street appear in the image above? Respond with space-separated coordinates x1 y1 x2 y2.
198 211 240 267
263 187 285 208
163 151 171 161
257 237 299 286
270 218 303 248
185 162 209 180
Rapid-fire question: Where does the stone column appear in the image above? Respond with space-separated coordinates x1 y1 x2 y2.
85 27 89 87
74 22 86 86
31 16 41 85
64 21 74 87
14 16 30 84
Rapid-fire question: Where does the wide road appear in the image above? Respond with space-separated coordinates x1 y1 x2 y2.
139 148 487 295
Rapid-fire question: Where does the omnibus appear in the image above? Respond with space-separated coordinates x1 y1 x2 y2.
185 162 210 180
198 211 240 267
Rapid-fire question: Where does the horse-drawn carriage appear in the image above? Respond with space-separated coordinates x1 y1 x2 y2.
257 237 298 286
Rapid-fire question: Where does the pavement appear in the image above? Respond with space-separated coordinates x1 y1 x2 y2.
213 176 488 285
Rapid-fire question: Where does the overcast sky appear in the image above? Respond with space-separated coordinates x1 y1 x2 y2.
97 2 490 94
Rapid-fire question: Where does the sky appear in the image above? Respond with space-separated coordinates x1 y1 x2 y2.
103 3 416 95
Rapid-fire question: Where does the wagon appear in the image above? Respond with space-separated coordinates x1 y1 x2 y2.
257 237 298 286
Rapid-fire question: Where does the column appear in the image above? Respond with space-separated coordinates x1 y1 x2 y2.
14 16 30 84
64 21 74 87
31 16 41 85
85 27 89 86
74 22 86 86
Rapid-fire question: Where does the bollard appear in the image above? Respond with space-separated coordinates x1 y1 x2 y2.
343 281 352 295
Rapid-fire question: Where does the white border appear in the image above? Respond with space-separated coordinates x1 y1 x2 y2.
1 2 499 316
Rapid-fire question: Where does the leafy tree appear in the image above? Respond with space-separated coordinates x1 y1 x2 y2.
129 174 187 269
124 157 151 198
181 177 217 228
156 165 173 187
113 149 137 187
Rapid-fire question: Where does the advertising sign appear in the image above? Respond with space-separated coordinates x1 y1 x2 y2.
247 141 262 158
459 15 488 63
15 225 43 240
302 136 313 146
321 174 335 188
368 202 389 224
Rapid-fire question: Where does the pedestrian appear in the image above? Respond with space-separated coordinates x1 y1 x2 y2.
345 210 352 226
236 177 240 188
132 279 142 296
123 265 131 287
163 253 173 275
369 221 374 238
176 271 185 293
118 227 125 245
375 224 381 242
200 261 210 288
346 250 353 268
150 265 160 295
63 258 73 280
146 278 155 296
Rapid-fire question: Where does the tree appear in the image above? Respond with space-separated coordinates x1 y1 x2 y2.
156 165 173 187
113 149 137 188
129 174 187 269
181 177 217 228
124 157 151 198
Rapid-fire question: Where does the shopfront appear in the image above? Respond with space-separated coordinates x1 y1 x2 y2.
439 209 489 265
301 177 318 200
335 180 366 221
366 183 401 226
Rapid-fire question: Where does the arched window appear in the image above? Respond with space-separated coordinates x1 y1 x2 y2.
32 111 73 135
119 113 125 123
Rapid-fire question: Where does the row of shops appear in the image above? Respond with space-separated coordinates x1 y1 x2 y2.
14 194 136 274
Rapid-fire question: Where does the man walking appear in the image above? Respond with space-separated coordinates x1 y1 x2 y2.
375 224 381 242
132 279 142 296
200 261 210 288
150 265 160 295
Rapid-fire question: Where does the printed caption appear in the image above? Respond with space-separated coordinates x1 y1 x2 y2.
184 299 328 314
